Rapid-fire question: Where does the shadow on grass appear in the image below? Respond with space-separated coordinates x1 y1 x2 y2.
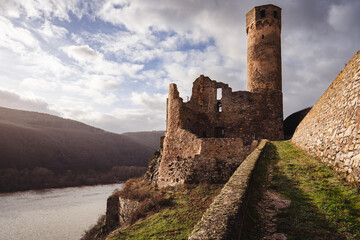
241 142 352 240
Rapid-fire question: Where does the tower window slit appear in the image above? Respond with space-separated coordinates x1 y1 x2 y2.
260 10 265 18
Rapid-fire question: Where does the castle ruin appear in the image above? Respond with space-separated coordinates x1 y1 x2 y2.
151 4 284 188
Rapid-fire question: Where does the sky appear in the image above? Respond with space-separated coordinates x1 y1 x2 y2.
0 0 359 134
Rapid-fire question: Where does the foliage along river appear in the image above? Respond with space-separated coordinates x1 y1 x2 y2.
0 183 124 240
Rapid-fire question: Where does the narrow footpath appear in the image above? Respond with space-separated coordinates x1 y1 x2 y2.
241 141 360 240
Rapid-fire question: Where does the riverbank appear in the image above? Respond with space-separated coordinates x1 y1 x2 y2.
0 166 145 192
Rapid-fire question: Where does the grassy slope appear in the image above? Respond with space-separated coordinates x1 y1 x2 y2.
242 141 360 240
108 184 222 240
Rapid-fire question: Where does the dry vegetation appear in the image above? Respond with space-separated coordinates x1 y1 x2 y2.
113 178 172 225
109 182 223 240
82 178 223 240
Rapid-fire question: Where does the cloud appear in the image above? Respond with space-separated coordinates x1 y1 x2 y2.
61 44 143 76
0 88 58 114
37 20 68 41
0 0 22 18
0 16 40 53
61 45 100 62
61 106 165 133
2 0 83 21
131 92 167 112
328 2 360 32
20 78 60 91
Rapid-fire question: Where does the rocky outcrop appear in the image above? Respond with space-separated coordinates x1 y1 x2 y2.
143 148 163 185
105 195 139 230
118 198 139 225
292 51 360 182
105 196 120 230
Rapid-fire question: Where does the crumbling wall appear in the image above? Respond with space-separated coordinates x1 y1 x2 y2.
188 140 268 240
156 84 203 187
179 75 283 142
292 51 360 182
185 138 257 183
157 128 202 187
156 73 283 188
157 133 256 187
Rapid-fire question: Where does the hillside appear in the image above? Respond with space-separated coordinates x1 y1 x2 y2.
0 106 161 173
283 107 312 139
122 131 165 150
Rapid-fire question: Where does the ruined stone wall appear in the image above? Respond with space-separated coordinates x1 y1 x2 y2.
185 138 257 184
180 75 283 142
157 128 201 187
156 84 202 187
157 134 256 187
292 51 360 182
156 74 283 187
189 140 268 240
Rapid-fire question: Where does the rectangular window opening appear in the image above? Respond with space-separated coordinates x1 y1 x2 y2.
260 10 266 18
216 88 222 100
274 10 278 19
215 127 225 138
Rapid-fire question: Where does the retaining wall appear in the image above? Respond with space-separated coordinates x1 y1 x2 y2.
188 139 268 240
292 51 360 182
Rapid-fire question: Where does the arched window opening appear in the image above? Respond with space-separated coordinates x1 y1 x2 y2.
217 102 222 113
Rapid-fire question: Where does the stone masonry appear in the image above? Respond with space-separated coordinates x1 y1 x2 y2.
154 4 284 188
292 51 360 182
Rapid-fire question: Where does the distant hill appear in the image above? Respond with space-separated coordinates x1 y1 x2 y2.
0 107 163 173
123 131 165 150
283 107 312 139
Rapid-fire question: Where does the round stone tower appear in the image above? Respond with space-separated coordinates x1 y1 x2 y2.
246 4 282 93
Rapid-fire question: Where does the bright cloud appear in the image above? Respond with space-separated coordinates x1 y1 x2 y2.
0 88 57 114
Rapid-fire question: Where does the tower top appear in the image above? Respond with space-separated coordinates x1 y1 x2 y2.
246 4 282 93
246 4 281 33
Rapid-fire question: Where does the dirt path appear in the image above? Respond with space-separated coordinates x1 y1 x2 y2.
255 163 290 240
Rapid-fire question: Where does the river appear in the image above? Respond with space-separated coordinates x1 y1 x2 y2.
0 183 124 240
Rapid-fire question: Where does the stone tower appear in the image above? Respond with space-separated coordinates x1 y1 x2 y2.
246 4 282 93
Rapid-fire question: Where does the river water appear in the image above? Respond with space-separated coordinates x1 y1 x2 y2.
0 183 124 240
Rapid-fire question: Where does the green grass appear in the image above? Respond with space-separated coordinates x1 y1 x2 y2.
109 184 222 240
242 141 360 240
